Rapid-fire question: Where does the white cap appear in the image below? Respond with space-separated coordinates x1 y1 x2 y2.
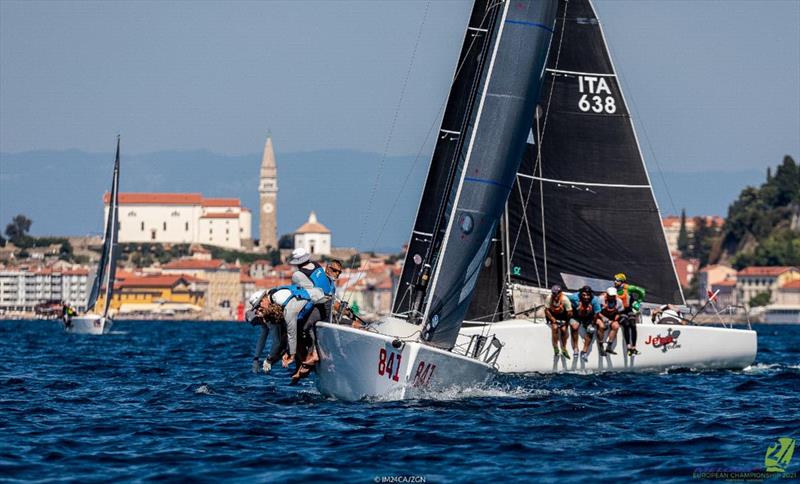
248 289 267 309
606 287 618 296
287 248 310 265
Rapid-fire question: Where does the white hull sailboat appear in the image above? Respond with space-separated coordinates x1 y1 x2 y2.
316 319 497 401
316 0 560 400
65 315 113 335
63 137 121 335
460 319 756 373
387 0 757 379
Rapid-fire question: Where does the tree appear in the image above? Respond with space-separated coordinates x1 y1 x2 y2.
749 291 771 308
677 209 689 257
58 240 73 261
5 214 33 247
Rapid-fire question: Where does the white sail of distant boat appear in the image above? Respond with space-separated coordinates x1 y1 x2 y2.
314 0 560 400
63 136 121 335
456 0 756 372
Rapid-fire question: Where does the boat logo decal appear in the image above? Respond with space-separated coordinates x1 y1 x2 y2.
644 328 681 352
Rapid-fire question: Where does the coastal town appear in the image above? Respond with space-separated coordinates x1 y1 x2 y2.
1 135 797 323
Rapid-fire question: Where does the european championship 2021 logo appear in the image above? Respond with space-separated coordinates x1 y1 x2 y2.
765 437 796 474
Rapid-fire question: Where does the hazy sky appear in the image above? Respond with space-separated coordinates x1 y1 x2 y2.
1 0 798 174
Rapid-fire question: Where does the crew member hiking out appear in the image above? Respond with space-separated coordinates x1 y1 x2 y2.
545 285 573 359
245 289 286 374
614 273 646 357
569 285 601 362
596 287 624 356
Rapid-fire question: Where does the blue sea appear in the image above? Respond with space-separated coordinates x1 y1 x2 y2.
1 321 798 483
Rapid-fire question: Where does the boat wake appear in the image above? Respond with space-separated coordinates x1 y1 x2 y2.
740 363 800 374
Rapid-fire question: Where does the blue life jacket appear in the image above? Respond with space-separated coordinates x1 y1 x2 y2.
308 267 335 295
269 285 315 321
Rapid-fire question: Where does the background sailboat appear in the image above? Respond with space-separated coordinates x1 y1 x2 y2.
63 137 121 335
458 0 756 372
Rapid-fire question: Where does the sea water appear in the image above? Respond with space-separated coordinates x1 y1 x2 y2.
1 321 798 482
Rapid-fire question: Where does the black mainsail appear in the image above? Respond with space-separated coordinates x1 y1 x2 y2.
466 0 684 314
417 1 559 349
87 137 121 316
393 0 499 319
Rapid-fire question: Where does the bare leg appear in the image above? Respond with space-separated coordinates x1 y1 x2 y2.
570 322 580 353
550 322 559 352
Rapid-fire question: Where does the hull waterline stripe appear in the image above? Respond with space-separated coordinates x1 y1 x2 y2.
505 20 555 32
517 173 650 189
546 68 615 77
465 177 513 191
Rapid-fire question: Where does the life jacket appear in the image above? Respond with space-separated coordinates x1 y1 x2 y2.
617 285 630 308
576 299 594 318
308 266 335 295
269 285 315 321
549 294 567 315
600 296 620 318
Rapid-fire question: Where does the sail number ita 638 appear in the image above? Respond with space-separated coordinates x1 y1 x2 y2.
577 75 616 114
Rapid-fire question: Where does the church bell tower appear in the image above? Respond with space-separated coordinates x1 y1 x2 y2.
258 134 278 250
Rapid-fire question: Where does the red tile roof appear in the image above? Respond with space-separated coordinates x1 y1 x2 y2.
254 276 292 288
737 266 798 277
713 279 737 287
162 259 226 270
105 192 204 205
115 275 203 288
780 280 800 290
202 198 240 207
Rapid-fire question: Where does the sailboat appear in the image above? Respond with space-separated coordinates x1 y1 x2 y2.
314 0 560 400
457 0 757 372
63 137 121 335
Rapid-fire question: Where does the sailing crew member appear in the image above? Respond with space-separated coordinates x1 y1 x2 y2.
596 287 624 356
298 259 343 374
246 289 286 374
614 273 646 356
61 302 76 328
545 284 573 359
569 286 601 362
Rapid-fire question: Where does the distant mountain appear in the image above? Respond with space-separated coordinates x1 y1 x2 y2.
0 148 764 250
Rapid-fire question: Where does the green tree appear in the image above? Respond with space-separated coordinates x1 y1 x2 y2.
677 209 689 257
749 290 771 307
58 240 73 261
5 214 33 247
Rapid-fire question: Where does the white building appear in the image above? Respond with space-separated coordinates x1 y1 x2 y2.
293 212 331 256
0 267 91 312
736 266 800 306
105 193 252 250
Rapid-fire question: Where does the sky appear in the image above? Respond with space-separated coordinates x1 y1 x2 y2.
1 0 798 174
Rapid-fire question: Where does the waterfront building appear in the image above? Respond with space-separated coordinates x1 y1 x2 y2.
258 134 279 250
736 266 800 306
697 264 738 302
96 274 207 316
293 211 331 256
161 258 242 319
104 193 252 250
0 267 90 313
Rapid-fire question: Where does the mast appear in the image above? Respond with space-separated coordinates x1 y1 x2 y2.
86 137 120 313
101 136 121 318
419 0 559 349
